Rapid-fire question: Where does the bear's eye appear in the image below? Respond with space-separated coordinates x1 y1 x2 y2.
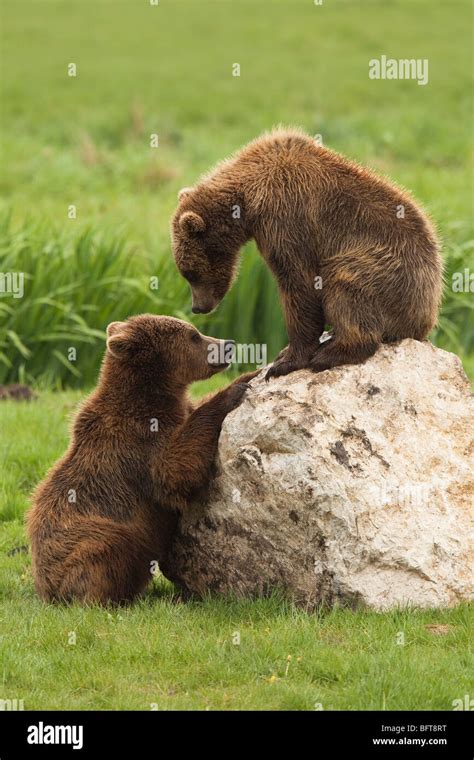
190 332 201 344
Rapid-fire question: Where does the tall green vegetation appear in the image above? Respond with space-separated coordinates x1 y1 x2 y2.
1 213 472 387
0 214 286 387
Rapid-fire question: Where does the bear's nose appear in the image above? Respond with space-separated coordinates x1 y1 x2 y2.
192 306 208 314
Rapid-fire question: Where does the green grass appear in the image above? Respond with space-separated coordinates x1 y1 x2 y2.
0 0 473 385
0 391 472 710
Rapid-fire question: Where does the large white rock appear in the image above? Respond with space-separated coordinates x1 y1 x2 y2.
167 340 474 610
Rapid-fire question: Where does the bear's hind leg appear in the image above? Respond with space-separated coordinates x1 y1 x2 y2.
49 518 153 605
308 335 379 373
309 281 381 373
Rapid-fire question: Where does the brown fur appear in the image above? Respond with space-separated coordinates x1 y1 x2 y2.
171 128 443 378
27 315 254 605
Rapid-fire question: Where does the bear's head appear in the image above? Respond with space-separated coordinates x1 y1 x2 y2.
171 186 249 314
105 314 234 386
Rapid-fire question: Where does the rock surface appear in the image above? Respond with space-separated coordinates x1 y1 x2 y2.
166 340 474 610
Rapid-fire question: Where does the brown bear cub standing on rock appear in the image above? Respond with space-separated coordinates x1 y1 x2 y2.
28 315 253 605
171 128 443 379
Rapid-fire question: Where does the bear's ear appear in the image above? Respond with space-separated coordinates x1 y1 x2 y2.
106 321 127 337
179 211 206 235
178 187 193 201
106 322 129 359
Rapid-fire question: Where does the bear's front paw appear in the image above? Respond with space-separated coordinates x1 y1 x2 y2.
223 382 250 412
273 344 289 362
231 369 261 385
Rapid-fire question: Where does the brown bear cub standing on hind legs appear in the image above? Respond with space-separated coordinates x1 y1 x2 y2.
171 128 443 379
28 315 254 605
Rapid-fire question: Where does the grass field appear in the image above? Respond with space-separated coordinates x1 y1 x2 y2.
0 0 473 385
0 391 472 710
0 0 473 711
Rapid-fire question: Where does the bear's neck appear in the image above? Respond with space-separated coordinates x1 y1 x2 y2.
203 170 254 242
94 360 188 422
